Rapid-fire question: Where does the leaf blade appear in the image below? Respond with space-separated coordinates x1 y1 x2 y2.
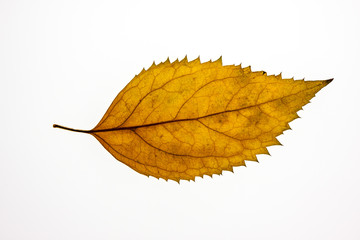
89 57 331 182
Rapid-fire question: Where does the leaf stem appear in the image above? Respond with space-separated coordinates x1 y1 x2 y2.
53 124 91 134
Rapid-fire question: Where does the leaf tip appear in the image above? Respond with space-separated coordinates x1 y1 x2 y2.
325 78 334 85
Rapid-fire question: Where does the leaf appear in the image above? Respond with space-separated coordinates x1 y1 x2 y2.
54 56 332 182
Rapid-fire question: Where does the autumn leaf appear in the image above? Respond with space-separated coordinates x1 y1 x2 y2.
54 56 332 182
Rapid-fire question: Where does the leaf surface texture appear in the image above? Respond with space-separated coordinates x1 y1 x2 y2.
86 57 331 182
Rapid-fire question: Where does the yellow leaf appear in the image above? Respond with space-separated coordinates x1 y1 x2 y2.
54 57 332 182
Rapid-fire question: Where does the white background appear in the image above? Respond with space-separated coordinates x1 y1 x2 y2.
1 0 359 239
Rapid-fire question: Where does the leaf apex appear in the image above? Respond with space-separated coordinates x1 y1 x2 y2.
325 78 334 85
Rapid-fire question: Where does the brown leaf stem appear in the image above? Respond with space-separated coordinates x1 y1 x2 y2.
53 124 91 134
